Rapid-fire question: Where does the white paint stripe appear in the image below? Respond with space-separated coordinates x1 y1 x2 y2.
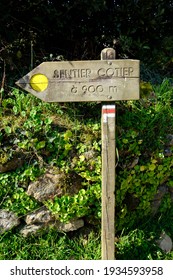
103 113 115 123
102 105 115 109
103 113 115 117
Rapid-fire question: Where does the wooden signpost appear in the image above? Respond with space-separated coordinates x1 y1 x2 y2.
101 48 116 260
16 48 140 260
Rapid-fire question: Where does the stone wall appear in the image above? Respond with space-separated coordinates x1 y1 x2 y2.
0 135 173 252
0 167 85 237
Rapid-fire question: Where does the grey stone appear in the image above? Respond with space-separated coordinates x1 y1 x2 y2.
0 157 24 173
122 157 139 170
166 134 173 146
0 210 20 233
151 185 169 215
153 185 168 201
156 232 173 253
20 224 43 237
168 186 173 202
27 168 66 202
164 148 172 157
25 207 55 225
20 218 84 237
127 157 139 169
56 219 84 232
83 150 96 160
151 200 162 215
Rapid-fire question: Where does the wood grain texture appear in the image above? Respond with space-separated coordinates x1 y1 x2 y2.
16 60 139 102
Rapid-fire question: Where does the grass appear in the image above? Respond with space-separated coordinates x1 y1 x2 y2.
116 205 173 260
0 208 173 260
0 227 101 260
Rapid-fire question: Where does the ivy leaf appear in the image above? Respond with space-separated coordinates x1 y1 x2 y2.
140 166 145 172
149 163 156 171
64 130 73 141
79 155 85 162
65 143 72 151
4 126 12 134
36 141 46 150
122 138 129 144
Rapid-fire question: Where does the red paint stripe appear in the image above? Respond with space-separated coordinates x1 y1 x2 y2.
102 109 116 114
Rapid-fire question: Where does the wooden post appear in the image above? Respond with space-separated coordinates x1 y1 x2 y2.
101 48 116 260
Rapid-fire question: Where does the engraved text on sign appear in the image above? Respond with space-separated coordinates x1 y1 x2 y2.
16 60 140 102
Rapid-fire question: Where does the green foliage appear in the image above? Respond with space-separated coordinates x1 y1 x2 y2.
0 87 102 221
114 79 173 231
45 183 101 223
117 205 173 260
0 89 70 165
116 229 157 260
0 77 173 259
0 228 101 260
0 166 42 215
1 79 173 230
116 156 173 231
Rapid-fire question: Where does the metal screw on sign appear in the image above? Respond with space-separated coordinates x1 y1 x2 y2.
101 48 116 60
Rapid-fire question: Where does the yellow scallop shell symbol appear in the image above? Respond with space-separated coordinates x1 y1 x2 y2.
30 74 48 92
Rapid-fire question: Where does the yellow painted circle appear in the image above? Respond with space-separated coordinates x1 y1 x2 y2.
30 74 48 92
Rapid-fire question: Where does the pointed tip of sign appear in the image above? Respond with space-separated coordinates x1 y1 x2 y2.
15 76 29 89
15 80 20 88
15 79 22 89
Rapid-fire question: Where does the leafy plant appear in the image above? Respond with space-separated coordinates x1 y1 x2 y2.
45 183 101 223
0 76 173 260
0 165 42 214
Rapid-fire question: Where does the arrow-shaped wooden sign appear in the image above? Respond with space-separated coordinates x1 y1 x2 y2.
16 60 140 102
